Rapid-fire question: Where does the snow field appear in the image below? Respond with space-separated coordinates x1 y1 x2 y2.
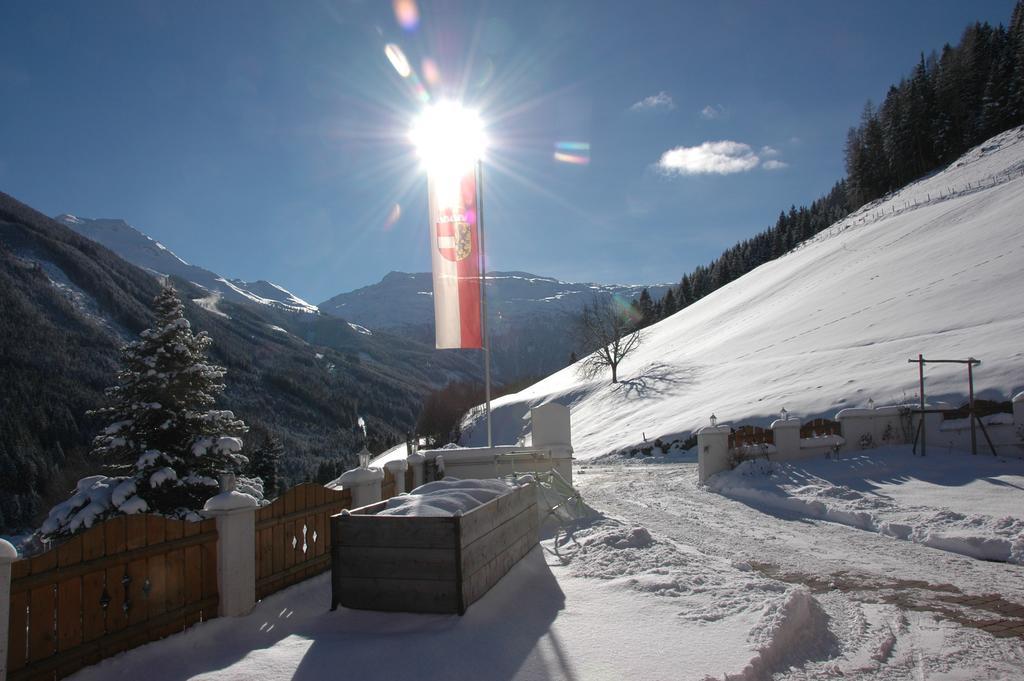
576 462 1024 679
707 445 1024 564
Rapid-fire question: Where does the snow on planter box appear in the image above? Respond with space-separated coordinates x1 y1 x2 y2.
330 478 538 615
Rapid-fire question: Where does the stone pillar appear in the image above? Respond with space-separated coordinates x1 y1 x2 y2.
0 538 17 681
337 466 384 509
384 459 409 495
771 418 801 460
697 424 731 483
407 451 426 489
203 479 259 618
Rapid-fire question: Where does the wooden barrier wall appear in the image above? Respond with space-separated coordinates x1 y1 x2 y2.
331 482 538 615
6 516 218 681
254 483 352 600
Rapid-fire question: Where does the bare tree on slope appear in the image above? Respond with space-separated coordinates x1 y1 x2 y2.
574 297 642 384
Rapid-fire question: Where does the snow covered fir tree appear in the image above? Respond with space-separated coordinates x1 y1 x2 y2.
40 284 262 540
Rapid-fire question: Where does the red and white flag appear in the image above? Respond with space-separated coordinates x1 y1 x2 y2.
428 167 482 348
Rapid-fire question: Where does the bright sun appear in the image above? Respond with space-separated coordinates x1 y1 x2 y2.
410 101 487 177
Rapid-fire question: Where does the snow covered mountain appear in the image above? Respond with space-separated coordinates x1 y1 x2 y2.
56 215 318 314
320 271 671 382
320 271 668 329
463 126 1024 458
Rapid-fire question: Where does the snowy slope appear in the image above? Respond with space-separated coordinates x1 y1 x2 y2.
56 215 318 314
463 126 1024 458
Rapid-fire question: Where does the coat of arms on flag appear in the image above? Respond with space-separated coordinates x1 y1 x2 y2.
437 219 473 262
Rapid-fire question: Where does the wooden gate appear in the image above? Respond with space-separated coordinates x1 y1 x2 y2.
254 483 352 600
6 515 218 681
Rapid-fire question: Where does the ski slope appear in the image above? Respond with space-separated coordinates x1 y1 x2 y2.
463 127 1024 459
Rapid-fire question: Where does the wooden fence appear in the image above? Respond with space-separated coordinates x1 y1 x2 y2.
729 426 774 449
254 483 353 600
381 468 396 501
800 418 842 438
6 515 218 681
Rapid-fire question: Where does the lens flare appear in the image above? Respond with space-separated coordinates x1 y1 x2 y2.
393 0 419 31
611 293 642 323
410 101 487 177
383 203 402 231
421 57 440 86
384 43 411 78
553 141 590 165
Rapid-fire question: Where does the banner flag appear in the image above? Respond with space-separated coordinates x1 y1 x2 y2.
428 166 483 349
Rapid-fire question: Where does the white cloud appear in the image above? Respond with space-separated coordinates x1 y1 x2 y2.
630 91 675 112
760 145 780 157
658 140 760 175
700 104 725 120
762 159 789 170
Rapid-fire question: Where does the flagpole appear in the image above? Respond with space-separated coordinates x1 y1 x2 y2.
476 159 493 448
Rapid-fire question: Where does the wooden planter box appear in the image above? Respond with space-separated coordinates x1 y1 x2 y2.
330 481 538 615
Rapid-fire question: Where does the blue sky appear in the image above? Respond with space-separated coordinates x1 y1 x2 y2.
0 1 1016 303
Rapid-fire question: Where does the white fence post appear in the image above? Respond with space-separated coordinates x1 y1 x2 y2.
384 459 409 495
1014 391 1024 430
771 417 801 460
337 466 384 508
531 403 574 484
203 476 259 618
697 422 731 483
0 539 16 681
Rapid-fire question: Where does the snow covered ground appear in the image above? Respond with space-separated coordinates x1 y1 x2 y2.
462 126 1024 460
67 451 1024 681
707 445 1024 565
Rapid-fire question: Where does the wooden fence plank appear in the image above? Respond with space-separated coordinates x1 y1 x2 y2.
28 583 56 663
7 589 28 672
104 563 128 635
164 523 185 613
81 569 106 643
272 521 284 577
57 576 83 653
125 515 147 551
81 525 106 562
126 558 148 626
183 545 202 605
104 516 126 555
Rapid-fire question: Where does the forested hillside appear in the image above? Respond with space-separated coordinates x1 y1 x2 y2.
0 192 473 532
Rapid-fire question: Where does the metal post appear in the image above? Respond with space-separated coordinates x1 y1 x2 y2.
967 358 977 456
476 160 493 448
917 353 926 457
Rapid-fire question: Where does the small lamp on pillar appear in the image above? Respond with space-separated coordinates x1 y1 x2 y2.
358 447 371 469
867 398 875 410
710 414 718 428
780 407 789 422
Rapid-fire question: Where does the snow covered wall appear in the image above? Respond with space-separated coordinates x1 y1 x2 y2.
462 126 1024 460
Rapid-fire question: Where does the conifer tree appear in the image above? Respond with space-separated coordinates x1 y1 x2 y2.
247 433 283 499
40 284 257 540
